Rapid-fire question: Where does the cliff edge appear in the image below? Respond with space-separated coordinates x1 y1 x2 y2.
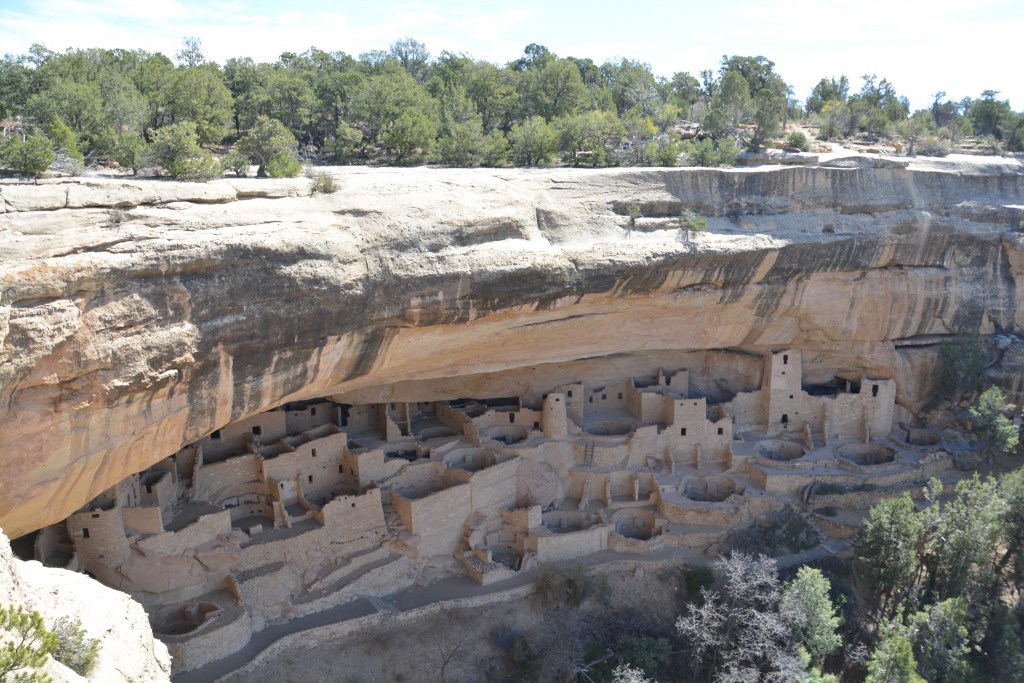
1 156 1022 537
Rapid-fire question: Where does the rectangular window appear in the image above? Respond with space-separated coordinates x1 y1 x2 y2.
567 390 573 397
680 427 687 436
872 385 879 397
533 422 540 429
783 354 789 365
211 430 221 440
251 425 262 436
618 392 623 400
602 394 607 400
312 448 317 457
311 407 317 416
82 528 90 539
718 427 724 435
339 465 344 473
308 475 313 483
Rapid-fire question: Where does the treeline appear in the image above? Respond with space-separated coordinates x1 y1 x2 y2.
0 38 1022 178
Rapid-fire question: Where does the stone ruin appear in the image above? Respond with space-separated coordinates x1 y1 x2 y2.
24 348 961 673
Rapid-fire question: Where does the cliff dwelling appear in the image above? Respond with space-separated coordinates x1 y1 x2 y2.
22 348 961 673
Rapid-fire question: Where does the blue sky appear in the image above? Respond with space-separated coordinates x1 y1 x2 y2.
1 0 1022 110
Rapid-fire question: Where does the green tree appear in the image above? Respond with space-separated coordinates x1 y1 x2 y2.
0 135 55 176
933 335 987 397
865 621 925 683
0 604 58 683
968 386 1019 455
718 71 752 126
351 69 435 148
781 566 842 665
45 114 81 159
389 37 432 84
857 493 923 619
148 121 219 180
508 115 557 166
333 120 364 163
806 76 850 114
525 58 585 121
111 131 147 175
382 109 437 164
908 599 969 683
238 115 300 177
168 65 234 144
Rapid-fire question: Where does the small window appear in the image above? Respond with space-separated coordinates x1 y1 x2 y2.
781 371 786 376
280 482 285 488
312 448 317 457
789 395 793 400
311 407 317 416
555 398 560 402
91 513 100 518
589 397 593 404
781 414 789 424
252 425 262 436
351 502 356 508
211 430 221 440
339 465 344 473
145 484 153 493
618 392 623 400
389 403 395 410
783 354 789 365
872 385 879 397
82 528 90 539
533 422 540 429
509 414 515 423
567 390 573 398
308 475 313 483
717 427 724 435
602 393 607 400
680 427 687 436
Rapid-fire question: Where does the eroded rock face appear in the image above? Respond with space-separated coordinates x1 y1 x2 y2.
1 157 1023 537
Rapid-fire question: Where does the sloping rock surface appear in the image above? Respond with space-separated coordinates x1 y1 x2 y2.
0 529 171 681
1 158 1023 537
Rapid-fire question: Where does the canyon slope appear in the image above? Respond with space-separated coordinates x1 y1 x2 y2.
1 154 1023 538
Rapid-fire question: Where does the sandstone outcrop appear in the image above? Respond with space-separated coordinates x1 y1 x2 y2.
0 529 171 681
2 156 1023 538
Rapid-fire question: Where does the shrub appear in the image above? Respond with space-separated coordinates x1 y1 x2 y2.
263 149 301 178
50 616 99 676
681 565 714 598
309 170 336 194
916 136 950 157
677 210 708 233
533 564 592 608
220 149 251 177
1 135 55 176
239 116 301 176
149 122 219 180
46 115 81 160
785 130 811 152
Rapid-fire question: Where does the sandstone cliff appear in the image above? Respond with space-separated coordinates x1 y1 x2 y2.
1 156 1022 537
